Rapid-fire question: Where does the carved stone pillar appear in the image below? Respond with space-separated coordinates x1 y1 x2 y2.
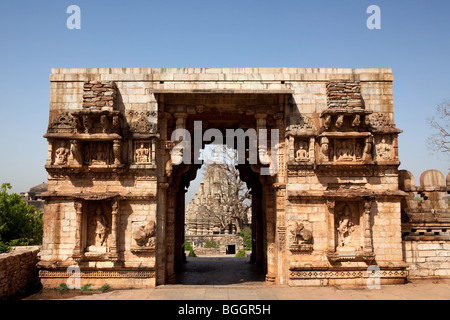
110 199 119 258
326 199 336 252
165 187 177 284
274 183 287 285
174 112 188 132
274 113 287 284
393 135 399 161
73 200 83 257
113 140 122 165
274 112 286 182
254 113 267 131
308 136 315 162
255 114 270 165
288 136 295 162
156 103 169 285
263 181 276 284
46 140 53 166
364 199 374 253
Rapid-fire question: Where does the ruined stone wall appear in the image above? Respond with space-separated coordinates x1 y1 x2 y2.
400 169 450 279
0 246 40 299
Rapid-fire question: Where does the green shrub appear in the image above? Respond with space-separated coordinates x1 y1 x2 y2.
235 249 246 257
0 183 43 251
185 241 196 257
98 284 111 292
81 284 93 291
57 283 69 291
204 240 219 248
0 241 10 254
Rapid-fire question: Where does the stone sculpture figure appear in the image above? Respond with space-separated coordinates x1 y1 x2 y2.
337 140 353 161
337 205 354 248
92 207 109 247
54 144 69 165
319 137 330 162
70 140 83 165
335 115 344 128
362 137 373 161
92 143 107 164
323 115 332 129
295 142 309 161
113 140 122 165
376 138 391 160
135 143 150 163
289 221 313 245
352 115 361 127
133 221 156 247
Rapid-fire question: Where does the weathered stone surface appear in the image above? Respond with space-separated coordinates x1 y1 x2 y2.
0 247 40 299
420 169 446 191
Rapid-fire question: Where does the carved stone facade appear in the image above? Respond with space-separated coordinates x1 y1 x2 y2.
39 68 425 288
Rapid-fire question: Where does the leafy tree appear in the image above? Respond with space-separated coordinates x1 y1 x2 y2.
239 226 252 250
0 183 43 253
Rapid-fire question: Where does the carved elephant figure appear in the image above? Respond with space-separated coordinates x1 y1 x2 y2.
133 220 156 247
289 221 313 245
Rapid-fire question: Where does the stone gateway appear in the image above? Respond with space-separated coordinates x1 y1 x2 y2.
38 68 416 288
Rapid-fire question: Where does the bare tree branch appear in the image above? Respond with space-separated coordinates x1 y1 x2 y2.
427 100 450 155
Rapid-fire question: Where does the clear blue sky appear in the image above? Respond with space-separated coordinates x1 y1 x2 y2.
0 0 449 194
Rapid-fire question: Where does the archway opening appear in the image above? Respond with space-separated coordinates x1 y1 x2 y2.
158 91 285 285
177 145 266 285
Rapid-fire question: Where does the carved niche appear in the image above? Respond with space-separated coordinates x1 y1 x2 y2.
286 114 316 164
78 141 122 166
294 139 309 162
53 140 70 165
334 202 362 253
375 135 392 161
319 136 373 164
84 202 112 254
288 221 314 253
133 140 156 165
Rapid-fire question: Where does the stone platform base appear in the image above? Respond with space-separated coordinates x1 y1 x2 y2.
39 269 156 289
289 268 408 287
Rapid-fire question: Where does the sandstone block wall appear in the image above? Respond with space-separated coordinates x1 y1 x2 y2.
403 241 450 278
0 246 40 299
